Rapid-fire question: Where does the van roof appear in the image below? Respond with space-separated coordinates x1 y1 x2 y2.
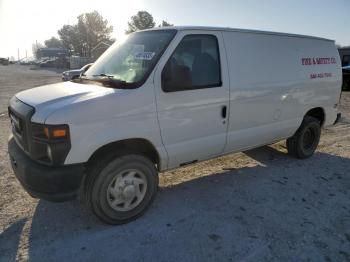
144 26 334 42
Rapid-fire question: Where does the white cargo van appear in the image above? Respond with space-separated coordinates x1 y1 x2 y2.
8 27 342 224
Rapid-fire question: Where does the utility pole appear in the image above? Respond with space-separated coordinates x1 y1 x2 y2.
17 48 19 61
26 50 27 58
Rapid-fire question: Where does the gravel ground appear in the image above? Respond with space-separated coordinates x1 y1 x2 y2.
0 64 349 262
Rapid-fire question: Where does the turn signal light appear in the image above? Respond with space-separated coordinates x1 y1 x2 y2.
52 128 67 138
41 125 68 139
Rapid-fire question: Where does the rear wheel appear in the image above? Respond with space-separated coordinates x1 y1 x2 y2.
286 116 321 159
84 153 158 224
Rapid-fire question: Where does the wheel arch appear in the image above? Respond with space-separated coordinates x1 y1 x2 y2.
87 138 162 171
304 107 325 126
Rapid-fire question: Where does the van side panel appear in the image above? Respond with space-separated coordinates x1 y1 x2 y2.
222 31 341 153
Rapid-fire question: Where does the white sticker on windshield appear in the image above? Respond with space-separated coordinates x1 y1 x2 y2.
134 52 155 60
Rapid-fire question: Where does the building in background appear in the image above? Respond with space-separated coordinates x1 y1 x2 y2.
35 48 69 68
35 43 110 69
0 57 9 65
37 48 69 58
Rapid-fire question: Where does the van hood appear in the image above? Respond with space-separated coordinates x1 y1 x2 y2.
15 81 114 123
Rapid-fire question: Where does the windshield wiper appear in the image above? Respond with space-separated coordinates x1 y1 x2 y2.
92 73 114 78
80 74 135 89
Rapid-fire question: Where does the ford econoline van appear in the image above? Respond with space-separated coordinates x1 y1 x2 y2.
8 27 342 224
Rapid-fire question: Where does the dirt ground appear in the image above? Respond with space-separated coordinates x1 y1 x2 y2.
0 64 349 262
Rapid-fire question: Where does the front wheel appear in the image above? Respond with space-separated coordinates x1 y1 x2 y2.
286 116 321 159
84 154 158 224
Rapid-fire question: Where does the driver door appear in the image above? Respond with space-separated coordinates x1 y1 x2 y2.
154 30 230 169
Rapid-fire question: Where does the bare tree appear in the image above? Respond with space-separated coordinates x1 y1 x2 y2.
76 11 113 56
126 11 155 34
58 25 81 54
32 42 44 59
158 20 173 27
58 10 113 56
44 37 63 48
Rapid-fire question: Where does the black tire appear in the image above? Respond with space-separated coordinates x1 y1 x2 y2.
286 116 321 159
71 75 79 81
83 153 158 224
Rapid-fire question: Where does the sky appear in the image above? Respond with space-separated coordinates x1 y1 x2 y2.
0 0 349 59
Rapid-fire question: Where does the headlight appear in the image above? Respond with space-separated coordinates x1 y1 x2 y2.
30 123 71 165
32 123 69 140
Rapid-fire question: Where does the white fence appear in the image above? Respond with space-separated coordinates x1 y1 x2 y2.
70 56 94 69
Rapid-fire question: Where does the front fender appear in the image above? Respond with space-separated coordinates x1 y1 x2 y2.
64 112 168 170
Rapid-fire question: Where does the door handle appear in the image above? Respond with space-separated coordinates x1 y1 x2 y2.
221 105 227 119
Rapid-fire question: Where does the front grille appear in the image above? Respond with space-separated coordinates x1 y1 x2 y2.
8 97 35 153
8 96 70 166
9 109 26 150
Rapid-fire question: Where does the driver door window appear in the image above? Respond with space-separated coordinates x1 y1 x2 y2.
162 35 222 92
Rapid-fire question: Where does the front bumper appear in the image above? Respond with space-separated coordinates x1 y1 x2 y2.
8 137 85 202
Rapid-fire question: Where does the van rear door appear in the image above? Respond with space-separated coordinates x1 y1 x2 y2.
154 30 230 169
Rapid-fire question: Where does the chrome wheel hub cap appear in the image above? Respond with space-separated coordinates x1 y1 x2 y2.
106 169 147 212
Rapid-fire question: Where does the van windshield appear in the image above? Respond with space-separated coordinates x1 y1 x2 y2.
84 29 177 88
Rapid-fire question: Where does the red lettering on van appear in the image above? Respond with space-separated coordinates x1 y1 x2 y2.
302 57 336 65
